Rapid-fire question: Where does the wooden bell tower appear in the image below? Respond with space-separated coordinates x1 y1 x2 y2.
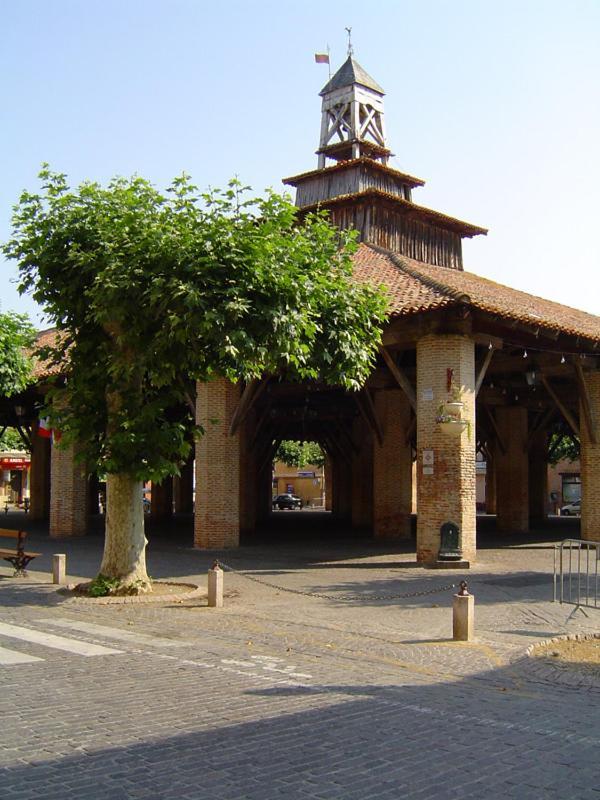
284 54 487 270
317 57 390 168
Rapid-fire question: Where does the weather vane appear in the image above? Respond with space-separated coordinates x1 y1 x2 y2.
345 26 353 57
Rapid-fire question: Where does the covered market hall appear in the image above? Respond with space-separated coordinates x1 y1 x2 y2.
2 56 600 566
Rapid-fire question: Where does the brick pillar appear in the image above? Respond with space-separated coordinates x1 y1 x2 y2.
580 371 600 542
173 457 194 514
373 389 412 539
29 424 51 520
529 429 548 526
239 412 257 536
257 463 272 522
49 443 87 537
416 335 476 564
324 456 332 511
88 473 100 515
194 378 240 548
151 477 173 519
485 455 496 515
332 456 351 519
351 417 373 529
495 406 529 533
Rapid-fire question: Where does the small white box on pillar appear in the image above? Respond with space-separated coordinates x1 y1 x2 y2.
453 581 474 641
52 554 66 585
207 561 223 608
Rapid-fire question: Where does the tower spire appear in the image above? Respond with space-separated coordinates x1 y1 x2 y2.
345 26 353 57
317 54 389 168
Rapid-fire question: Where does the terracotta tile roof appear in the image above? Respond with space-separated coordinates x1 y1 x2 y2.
352 245 452 315
355 243 600 343
31 328 63 378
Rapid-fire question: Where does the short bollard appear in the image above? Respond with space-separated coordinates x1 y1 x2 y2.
207 561 223 608
453 580 474 641
52 554 67 585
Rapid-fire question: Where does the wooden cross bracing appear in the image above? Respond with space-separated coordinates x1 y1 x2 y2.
322 101 385 148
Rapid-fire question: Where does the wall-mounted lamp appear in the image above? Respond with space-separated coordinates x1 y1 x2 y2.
525 369 538 387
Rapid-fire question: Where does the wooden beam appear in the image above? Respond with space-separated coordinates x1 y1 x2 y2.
526 407 555 452
229 378 269 436
472 333 503 350
482 404 507 455
258 439 280 475
572 360 597 445
335 417 359 457
475 346 495 396
250 402 272 449
379 346 416 411
354 389 383 446
14 423 32 452
404 415 416 447
539 374 580 439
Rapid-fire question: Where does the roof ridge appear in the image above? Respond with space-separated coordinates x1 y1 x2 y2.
367 244 470 305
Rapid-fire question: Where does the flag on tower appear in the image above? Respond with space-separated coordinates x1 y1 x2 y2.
38 418 52 438
314 53 329 64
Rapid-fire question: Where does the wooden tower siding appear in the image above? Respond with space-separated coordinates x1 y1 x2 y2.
285 55 486 272
326 202 464 270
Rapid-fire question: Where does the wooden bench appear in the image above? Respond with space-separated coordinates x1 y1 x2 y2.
0 529 41 577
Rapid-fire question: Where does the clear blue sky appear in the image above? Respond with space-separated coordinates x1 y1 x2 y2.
2 0 599 326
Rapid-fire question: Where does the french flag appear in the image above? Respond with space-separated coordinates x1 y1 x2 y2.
38 418 52 438
38 418 61 444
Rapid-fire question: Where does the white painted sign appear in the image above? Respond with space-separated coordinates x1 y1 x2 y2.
422 388 434 401
423 466 434 475
423 449 434 466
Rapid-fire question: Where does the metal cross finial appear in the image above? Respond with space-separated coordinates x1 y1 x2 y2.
345 26 353 57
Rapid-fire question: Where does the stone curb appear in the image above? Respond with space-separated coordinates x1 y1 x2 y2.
525 631 600 658
60 582 204 605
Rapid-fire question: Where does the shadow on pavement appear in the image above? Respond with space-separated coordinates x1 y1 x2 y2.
0 655 598 800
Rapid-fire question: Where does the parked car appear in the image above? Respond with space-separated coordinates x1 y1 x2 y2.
560 500 581 516
272 493 302 510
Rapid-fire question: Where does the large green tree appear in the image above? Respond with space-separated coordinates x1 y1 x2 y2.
276 440 325 468
4 168 387 592
0 309 36 398
0 310 36 453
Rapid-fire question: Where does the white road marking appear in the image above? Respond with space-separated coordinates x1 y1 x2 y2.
0 622 123 657
36 618 191 648
0 645 44 665
251 655 312 679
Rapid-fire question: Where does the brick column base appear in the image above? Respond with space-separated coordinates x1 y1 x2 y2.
495 406 529 533
373 389 412 539
351 417 373 529
581 371 600 541
416 335 476 563
173 458 194 514
29 424 51 521
194 378 241 548
529 429 548 526
151 478 173 519
49 443 87 537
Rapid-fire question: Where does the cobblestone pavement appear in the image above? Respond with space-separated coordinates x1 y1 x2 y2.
1 516 599 798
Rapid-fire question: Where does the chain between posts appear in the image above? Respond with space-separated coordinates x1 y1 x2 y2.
214 560 457 602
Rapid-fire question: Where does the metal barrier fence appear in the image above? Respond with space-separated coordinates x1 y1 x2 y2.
553 539 599 612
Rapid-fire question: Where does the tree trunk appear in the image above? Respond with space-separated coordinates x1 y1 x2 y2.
99 473 151 592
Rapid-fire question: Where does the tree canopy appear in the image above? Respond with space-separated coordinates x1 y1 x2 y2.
3 167 387 592
275 440 325 468
0 309 36 398
0 427 27 452
4 168 387 483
